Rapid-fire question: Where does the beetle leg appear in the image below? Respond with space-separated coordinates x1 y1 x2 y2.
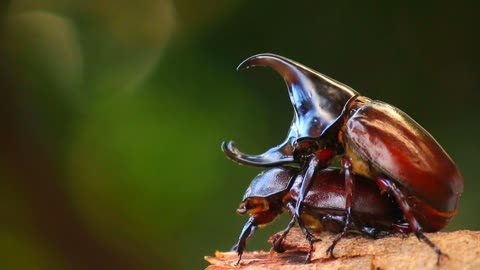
292 156 321 262
272 211 295 253
231 223 256 252
376 178 445 265
326 156 354 257
233 208 282 265
232 216 256 265
274 155 323 262
273 201 319 263
294 155 319 219
272 202 297 253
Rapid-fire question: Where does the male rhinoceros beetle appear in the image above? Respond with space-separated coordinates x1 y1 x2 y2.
233 166 406 264
223 54 463 263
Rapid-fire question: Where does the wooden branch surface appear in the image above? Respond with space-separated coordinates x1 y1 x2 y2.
205 228 480 270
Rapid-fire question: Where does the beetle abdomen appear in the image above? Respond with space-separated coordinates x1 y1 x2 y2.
344 100 463 215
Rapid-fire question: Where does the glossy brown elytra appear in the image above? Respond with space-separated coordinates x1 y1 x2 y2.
223 54 463 263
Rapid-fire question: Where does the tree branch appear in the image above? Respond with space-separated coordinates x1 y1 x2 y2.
205 228 480 270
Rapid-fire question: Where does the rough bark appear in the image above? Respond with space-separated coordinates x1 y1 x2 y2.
205 228 480 270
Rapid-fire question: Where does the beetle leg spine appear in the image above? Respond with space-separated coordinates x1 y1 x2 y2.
326 157 355 257
375 178 445 263
273 202 297 253
233 216 255 265
294 156 319 218
287 202 317 263
376 178 421 232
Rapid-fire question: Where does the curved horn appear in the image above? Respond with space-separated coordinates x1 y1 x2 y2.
221 121 296 167
222 140 295 166
238 53 358 139
223 53 358 167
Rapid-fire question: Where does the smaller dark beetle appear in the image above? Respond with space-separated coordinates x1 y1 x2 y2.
233 167 406 264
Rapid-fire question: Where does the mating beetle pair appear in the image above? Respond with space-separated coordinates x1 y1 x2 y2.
222 54 463 264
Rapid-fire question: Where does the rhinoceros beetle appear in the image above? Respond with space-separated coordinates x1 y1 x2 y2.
223 54 463 263
233 166 406 264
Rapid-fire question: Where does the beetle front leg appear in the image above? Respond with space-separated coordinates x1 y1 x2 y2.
376 178 445 265
273 155 321 262
294 155 319 219
232 216 256 265
231 219 257 253
326 156 354 257
233 208 281 265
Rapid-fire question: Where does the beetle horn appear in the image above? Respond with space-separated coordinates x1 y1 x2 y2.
221 119 296 167
222 53 358 167
238 53 358 139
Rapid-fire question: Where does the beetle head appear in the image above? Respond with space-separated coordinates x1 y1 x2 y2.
223 53 358 166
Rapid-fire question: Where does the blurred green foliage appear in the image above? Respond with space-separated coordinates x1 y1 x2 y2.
1 1 479 269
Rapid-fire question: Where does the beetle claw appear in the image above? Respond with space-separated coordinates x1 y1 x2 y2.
234 254 242 266
438 252 449 265
326 244 336 258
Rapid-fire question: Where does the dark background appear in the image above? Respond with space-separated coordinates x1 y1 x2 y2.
1 1 478 269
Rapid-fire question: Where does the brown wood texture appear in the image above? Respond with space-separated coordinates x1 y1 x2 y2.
205 228 480 270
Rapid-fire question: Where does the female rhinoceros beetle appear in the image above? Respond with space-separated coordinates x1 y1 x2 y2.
223 54 463 263
233 166 406 264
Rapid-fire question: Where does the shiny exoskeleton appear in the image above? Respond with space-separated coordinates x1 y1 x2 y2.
223 54 463 263
233 167 404 264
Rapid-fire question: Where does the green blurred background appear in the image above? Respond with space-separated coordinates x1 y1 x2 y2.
1 1 479 269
